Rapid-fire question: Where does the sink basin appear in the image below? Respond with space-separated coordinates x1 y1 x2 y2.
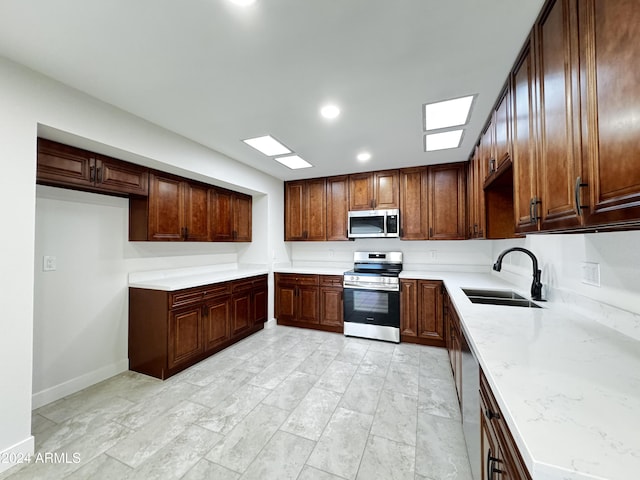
462 288 542 308
461 288 526 300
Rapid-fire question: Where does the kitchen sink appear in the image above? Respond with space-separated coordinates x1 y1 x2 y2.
462 288 542 308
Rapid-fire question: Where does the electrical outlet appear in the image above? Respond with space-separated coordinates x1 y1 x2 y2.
43 256 57 271
581 262 600 286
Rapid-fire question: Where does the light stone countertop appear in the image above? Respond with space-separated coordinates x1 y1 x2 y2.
128 264 268 291
403 270 640 480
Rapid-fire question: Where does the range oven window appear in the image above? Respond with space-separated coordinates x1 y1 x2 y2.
343 287 400 328
352 290 388 314
349 215 385 235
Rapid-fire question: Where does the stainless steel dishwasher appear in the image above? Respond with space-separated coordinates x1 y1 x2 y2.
461 325 480 480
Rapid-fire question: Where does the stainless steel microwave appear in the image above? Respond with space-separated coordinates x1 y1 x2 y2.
348 209 400 238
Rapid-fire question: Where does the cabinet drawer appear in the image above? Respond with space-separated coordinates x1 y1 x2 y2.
276 273 319 286
319 275 343 287
169 288 205 309
202 283 231 301
232 279 254 293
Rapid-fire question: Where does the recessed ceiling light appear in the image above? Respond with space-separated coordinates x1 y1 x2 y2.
424 95 475 131
229 0 256 6
275 155 313 170
357 152 371 162
425 130 464 151
243 135 291 156
320 104 341 119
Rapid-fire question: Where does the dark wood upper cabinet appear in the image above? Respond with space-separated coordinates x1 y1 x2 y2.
512 37 540 234
349 170 399 210
399 167 429 240
467 146 486 239
493 85 511 171
144 172 186 241
326 175 349 241
428 163 467 240
233 192 253 242
400 164 466 240
184 182 211 242
578 0 640 227
210 188 234 241
535 0 583 231
285 179 326 241
37 138 149 197
209 187 252 242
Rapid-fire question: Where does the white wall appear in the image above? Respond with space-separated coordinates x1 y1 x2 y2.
288 238 494 272
0 55 288 471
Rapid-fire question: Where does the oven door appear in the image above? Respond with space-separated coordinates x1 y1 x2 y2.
343 286 400 342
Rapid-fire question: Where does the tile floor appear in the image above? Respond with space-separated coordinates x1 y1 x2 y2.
1 324 472 480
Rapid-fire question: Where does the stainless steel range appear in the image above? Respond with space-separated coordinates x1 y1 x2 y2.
343 251 402 343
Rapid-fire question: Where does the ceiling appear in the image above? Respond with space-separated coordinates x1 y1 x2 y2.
0 0 545 181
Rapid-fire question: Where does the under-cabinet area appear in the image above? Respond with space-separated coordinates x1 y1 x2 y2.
129 273 267 379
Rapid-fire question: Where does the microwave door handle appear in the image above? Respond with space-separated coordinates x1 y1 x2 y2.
383 213 388 236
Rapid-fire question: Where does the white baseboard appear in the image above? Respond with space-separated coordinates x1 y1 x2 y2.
0 436 34 475
31 359 129 410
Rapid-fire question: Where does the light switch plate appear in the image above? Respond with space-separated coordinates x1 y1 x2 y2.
581 262 600 286
43 256 56 271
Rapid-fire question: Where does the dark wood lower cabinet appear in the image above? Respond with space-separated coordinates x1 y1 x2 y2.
400 279 445 347
275 273 343 333
129 274 267 379
480 370 532 480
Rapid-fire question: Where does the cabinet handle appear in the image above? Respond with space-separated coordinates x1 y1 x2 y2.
89 163 96 183
485 408 501 420
529 196 541 224
429 227 433 238
97 166 103 184
574 176 588 216
489 158 496 173
487 450 502 480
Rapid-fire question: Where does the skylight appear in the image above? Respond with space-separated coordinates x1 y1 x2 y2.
275 155 313 170
424 95 475 131
425 130 464 151
243 135 291 156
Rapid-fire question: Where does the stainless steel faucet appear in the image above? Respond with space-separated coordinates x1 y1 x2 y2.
492 247 544 301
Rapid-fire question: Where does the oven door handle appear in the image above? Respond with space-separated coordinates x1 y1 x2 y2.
343 283 400 292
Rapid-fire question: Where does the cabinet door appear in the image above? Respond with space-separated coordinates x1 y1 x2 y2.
326 175 349 241
399 167 429 240
305 178 326 241
233 193 252 241
579 0 640 226
428 164 466 240
96 156 149 196
480 121 494 179
349 172 374 210
37 138 94 189
475 146 487 238
400 279 417 337
203 297 230 351
512 40 540 234
184 182 210 241
494 85 511 169
168 306 204 370
373 170 399 209
319 287 343 327
285 181 306 240
481 398 501 480
231 290 251 336
417 281 444 341
148 172 185 241
297 285 319 324
253 287 267 325
275 283 296 323
535 0 583 231
211 188 234 241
